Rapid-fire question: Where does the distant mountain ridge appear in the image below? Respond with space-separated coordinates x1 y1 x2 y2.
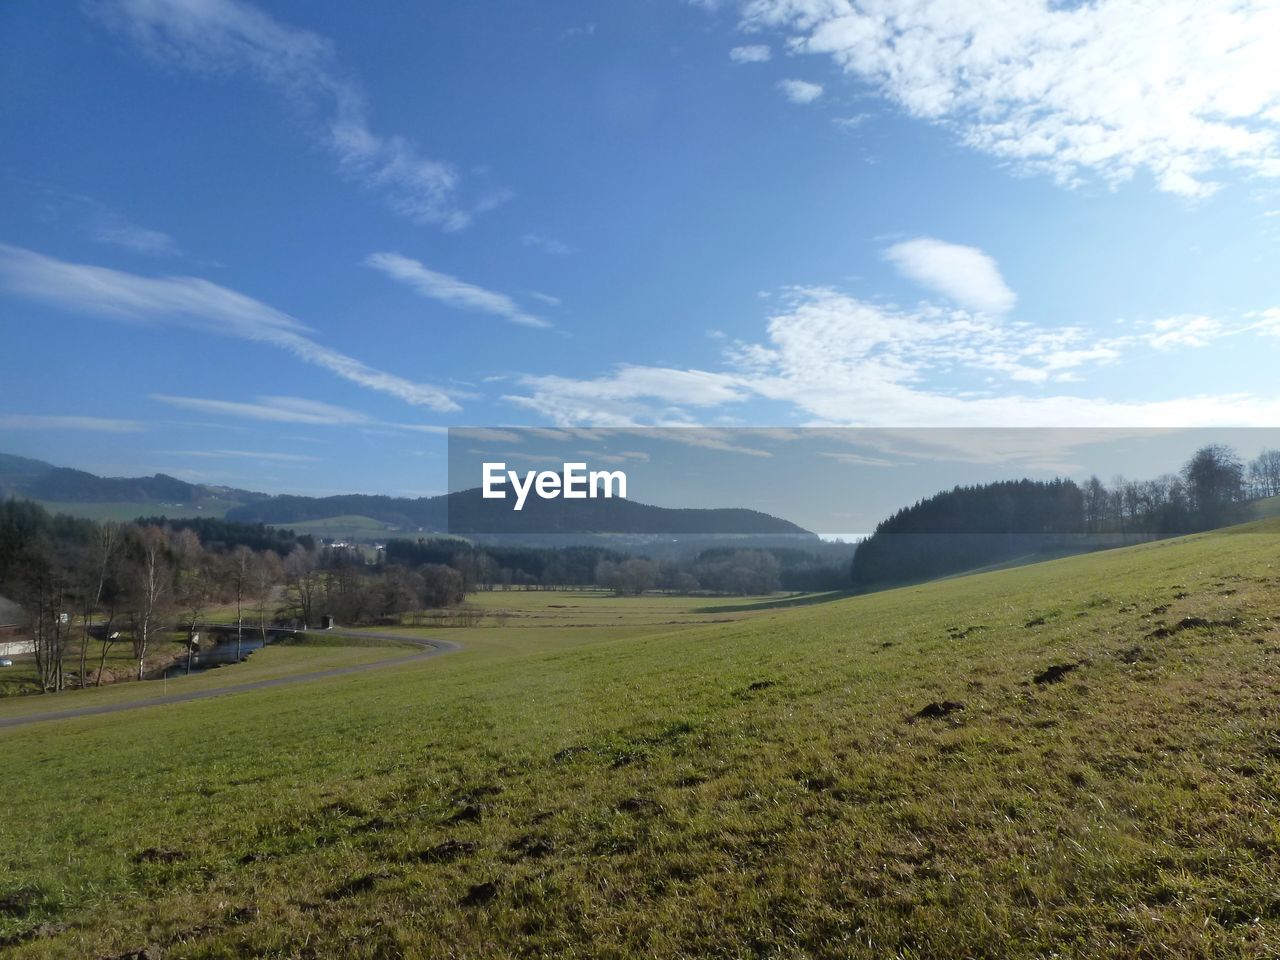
0 452 814 537
0 453 266 507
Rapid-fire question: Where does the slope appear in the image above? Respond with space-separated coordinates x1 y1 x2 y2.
1 520 1277 958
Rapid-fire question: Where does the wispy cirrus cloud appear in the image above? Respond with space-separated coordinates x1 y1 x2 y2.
164 448 322 463
720 0 1280 198
506 366 748 426
96 0 492 229
150 395 372 425
28 186 179 257
504 281 1280 428
366 252 551 329
885 237 1017 314
777 78 823 104
729 44 771 63
0 244 459 411
521 233 574 256
0 413 145 432
149 393 451 434
1143 315 1228 350
89 214 178 257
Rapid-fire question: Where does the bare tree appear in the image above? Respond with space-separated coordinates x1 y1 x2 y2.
252 549 281 646
224 545 255 660
1249 449 1280 499
172 528 213 676
126 525 173 681
77 521 120 688
283 547 319 628
1182 444 1245 529
19 549 71 693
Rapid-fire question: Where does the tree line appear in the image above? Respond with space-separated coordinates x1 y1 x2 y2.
851 444 1275 589
384 537 850 595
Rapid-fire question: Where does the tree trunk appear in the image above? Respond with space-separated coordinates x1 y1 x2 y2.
80 615 90 689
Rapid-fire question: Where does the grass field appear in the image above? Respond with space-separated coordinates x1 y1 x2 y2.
0 634 421 721
267 515 399 541
2 522 1279 957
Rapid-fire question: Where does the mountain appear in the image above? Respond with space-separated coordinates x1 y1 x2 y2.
0 452 56 484
226 486 814 537
0 453 815 537
0 453 268 509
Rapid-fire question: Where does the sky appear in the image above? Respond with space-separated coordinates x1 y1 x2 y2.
2 0 1280 500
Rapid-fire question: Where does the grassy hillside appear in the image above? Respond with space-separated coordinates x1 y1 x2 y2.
1249 494 1280 520
2 522 1279 957
273 514 398 540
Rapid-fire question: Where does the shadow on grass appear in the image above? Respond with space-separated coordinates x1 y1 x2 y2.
693 591 855 614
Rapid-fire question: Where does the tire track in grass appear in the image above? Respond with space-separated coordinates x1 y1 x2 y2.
0 630 461 731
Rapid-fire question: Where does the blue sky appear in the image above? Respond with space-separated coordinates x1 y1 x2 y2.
2 0 1280 498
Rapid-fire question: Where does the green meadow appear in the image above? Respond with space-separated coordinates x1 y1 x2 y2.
2 521 1279 958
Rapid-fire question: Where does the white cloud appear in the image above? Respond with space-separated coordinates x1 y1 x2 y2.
1248 308 1280 336
89 214 178 257
729 44 771 63
521 233 574 256
819 451 898 467
150 395 372 425
725 0 1280 198
1144 314 1227 350
508 366 748 426
885 237 1017 314
529 291 562 307
36 189 179 257
166 449 322 462
778 78 824 104
451 428 525 443
832 113 870 130
0 414 145 432
0 245 458 411
98 0 487 228
150 393 454 435
504 284 1280 428
366 252 550 329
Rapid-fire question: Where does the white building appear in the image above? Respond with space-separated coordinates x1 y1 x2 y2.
0 594 34 657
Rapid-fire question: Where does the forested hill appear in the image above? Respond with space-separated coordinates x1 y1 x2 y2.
850 479 1087 589
0 452 813 537
850 443 1268 590
227 487 814 537
0 453 266 506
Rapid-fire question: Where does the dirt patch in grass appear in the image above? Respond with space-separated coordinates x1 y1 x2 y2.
325 872 389 901
1033 662 1083 685
616 796 662 815
910 700 965 722
410 839 479 864
130 848 186 865
460 881 499 907
1146 616 1243 639
448 803 484 824
509 835 555 860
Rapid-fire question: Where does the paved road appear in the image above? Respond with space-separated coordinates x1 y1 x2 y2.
0 629 461 731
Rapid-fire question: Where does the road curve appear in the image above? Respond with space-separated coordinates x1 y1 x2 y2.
0 629 461 732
